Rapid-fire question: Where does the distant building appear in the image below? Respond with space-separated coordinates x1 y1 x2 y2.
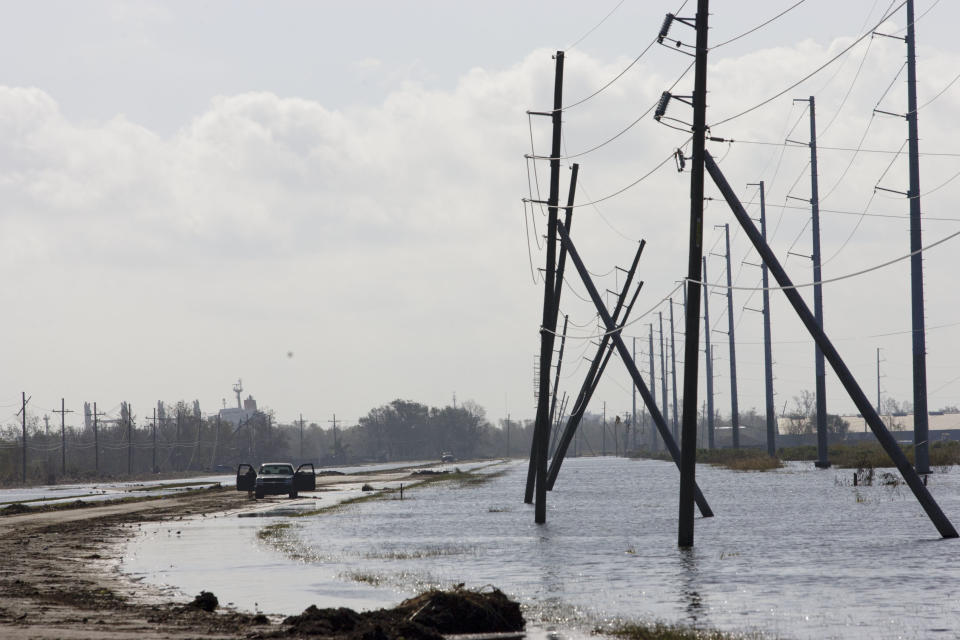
218 380 259 426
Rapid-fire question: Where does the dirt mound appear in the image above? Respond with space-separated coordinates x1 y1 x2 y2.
1 503 32 515
397 588 524 634
281 588 523 639
189 591 218 612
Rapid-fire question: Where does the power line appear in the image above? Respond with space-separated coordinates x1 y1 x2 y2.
712 1 907 128
565 0 629 50
711 0 808 50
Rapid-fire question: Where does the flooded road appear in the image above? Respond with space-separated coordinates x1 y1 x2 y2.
121 457 960 639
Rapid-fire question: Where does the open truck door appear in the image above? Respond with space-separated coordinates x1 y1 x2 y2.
294 463 315 492
237 463 256 491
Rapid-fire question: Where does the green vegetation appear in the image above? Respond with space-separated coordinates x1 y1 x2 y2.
778 440 960 469
256 521 292 541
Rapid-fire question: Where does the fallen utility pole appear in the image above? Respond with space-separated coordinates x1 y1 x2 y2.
705 149 957 539
702 257 715 449
546 241 645 489
555 219 713 518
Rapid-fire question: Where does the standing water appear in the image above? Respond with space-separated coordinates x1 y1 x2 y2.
123 457 960 639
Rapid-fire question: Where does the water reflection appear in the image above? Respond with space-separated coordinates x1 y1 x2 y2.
678 548 704 624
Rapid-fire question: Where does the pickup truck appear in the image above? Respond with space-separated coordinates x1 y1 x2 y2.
236 462 316 499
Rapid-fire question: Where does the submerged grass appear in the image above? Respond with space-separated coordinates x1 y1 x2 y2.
603 621 761 640
630 448 782 472
778 440 960 469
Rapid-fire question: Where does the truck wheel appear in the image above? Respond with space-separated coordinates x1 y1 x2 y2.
255 489 264 499
289 491 298 499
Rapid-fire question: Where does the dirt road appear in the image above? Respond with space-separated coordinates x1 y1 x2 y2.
0 486 275 639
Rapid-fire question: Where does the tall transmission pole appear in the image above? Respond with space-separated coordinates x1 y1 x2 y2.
906 0 930 475
669 299 679 442
632 336 637 450
659 312 668 438
792 96 829 467
678 0 710 547
750 181 777 455
525 52 565 525
702 257 715 449
716 223 740 448
648 324 657 451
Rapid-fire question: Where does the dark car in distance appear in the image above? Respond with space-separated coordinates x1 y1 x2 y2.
236 462 315 499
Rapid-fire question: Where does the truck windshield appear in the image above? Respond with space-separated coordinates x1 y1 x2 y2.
260 464 294 475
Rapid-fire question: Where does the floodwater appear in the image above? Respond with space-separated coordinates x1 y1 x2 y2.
121 457 960 639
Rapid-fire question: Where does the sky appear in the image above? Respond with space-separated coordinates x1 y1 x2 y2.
2 0 960 431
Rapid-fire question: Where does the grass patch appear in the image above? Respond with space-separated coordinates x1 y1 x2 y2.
778 440 960 469
603 621 755 640
631 448 782 471
256 521 292 541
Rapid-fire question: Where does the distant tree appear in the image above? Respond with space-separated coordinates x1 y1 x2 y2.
784 390 849 435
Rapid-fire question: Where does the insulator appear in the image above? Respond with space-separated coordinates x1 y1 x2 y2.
658 13 675 44
654 91 672 121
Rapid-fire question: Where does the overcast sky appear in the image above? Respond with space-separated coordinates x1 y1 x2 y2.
3 0 960 431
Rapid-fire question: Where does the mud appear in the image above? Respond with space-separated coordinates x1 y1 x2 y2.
279 588 524 639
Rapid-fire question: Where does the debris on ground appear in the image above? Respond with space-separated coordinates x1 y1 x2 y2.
361 484 374 491
411 469 450 476
189 591 219 612
280 587 523 639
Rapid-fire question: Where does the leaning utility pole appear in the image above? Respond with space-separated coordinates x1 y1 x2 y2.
793 96 829 468
906 0 930 475
715 223 741 448
548 315 570 434
678 0 710 547
753 182 777 456
669 299 679 442
702 257 715 449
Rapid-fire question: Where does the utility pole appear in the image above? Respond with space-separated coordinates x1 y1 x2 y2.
669 299 679 442
678 0 710 548
525 51 565 525
548 315 569 435
750 181 777 456
151 407 158 473
93 402 100 475
906 0 930 475
506 414 511 458
716 223 740 448
792 95 829 468
299 413 305 459
329 414 339 459
702 257 715 449
648 324 658 451
659 312 668 438
127 402 133 475
52 399 72 475
632 336 637 451
18 392 30 483
211 413 220 470
877 347 883 417
602 401 607 456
